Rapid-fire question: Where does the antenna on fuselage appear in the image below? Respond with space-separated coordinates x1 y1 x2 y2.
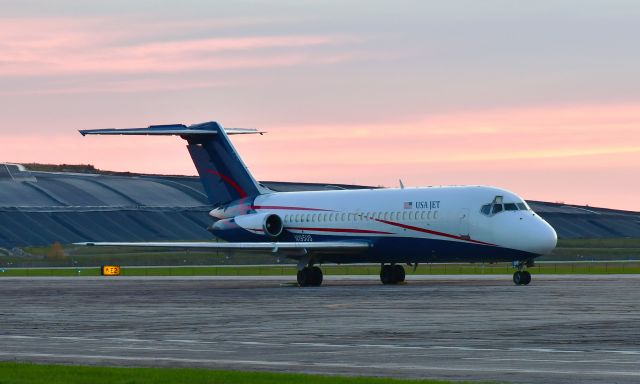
399 179 405 189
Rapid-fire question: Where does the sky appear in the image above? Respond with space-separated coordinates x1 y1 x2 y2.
1 0 639 210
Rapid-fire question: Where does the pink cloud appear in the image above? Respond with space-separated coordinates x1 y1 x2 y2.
0 17 358 76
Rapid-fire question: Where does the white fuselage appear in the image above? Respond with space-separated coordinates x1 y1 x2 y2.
217 185 557 258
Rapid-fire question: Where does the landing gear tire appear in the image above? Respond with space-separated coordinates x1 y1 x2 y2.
393 264 406 283
297 266 323 287
380 264 405 285
513 271 532 286
380 265 393 285
310 266 323 286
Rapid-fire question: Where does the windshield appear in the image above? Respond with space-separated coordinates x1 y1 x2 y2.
480 196 530 216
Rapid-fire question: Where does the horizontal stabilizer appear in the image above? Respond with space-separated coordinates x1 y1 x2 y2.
79 121 262 137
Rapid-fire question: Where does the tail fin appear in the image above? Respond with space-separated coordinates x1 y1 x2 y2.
80 121 271 206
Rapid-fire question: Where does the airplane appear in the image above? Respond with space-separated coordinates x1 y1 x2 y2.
77 121 557 286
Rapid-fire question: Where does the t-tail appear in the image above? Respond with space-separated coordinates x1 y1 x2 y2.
79 121 271 206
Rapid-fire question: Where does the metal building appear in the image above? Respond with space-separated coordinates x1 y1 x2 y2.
1 164 638 248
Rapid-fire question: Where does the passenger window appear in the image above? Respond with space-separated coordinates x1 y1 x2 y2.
492 204 503 214
341 213 346 221
481 204 491 215
427 211 432 220
384 212 389 220
504 203 518 211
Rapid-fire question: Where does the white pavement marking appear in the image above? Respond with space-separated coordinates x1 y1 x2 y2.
100 346 235 353
5 333 640 358
50 337 99 342
465 357 640 365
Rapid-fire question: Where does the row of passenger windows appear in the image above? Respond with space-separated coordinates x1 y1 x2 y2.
284 210 438 224
480 202 529 216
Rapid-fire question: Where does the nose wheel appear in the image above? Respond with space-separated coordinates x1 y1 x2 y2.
380 264 405 285
513 270 531 285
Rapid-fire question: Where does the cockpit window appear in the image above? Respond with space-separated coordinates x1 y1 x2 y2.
481 196 531 217
504 203 518 211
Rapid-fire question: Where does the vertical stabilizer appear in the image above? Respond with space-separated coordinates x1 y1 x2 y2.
185 122 270 205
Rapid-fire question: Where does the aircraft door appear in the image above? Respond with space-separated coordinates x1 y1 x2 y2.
459 208 470 239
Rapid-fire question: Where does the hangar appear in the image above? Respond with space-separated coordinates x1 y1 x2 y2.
1 163 639 249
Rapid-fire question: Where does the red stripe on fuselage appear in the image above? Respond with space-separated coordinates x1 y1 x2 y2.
287 227 392 235
206 169 247 198
374 218 495 246
252 205 331 211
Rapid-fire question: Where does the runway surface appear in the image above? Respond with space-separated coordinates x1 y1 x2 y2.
1 275 639 383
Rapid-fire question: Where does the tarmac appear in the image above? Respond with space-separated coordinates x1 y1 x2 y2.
1 274 639 383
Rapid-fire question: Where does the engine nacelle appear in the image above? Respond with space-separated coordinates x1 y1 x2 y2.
234 212 284 238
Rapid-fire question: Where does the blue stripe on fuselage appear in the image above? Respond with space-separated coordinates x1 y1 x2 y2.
209 227 537 264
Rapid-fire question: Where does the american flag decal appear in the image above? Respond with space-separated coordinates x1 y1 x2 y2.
403 201 413 209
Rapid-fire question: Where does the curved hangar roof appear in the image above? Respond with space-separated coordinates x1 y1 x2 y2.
0 165 639 247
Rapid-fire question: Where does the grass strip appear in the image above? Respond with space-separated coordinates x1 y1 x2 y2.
0 362 480 384
1 263 640 277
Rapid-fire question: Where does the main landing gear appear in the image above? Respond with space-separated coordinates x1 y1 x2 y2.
380 264 405 285
513 270 532 285
297 266 323 287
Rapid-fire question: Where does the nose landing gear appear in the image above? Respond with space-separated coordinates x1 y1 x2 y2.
513 260 533 285
380 264 405 285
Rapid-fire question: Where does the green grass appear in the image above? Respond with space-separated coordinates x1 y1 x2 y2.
2 262 640 277
0 362 479 384
557 238 640 248
2 238 639 270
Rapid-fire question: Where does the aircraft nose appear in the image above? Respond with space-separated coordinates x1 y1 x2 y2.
495 214 558 255
524 217 558 255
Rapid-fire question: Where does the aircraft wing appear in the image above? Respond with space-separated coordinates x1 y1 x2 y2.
74 241 371 255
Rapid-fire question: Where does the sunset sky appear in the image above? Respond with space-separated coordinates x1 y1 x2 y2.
1 1 639 210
